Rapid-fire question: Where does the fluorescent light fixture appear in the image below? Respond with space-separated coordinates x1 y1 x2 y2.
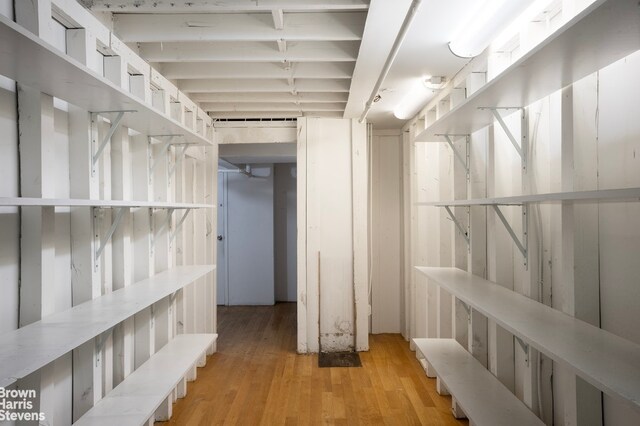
394 77 442 120
449 0 534 58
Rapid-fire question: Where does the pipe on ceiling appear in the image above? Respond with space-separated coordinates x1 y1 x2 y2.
358 0 423 123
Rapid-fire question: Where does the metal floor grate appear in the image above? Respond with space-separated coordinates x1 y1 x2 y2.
318 351 362 368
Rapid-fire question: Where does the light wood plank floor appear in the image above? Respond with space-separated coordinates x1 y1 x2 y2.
165 303 468 425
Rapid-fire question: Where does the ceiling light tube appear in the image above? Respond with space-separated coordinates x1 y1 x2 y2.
394 78 434 120
449 0 534 58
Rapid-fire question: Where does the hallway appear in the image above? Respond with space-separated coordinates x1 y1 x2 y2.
167 304 467 425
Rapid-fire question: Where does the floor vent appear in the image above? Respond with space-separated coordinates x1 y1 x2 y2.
318 351 362 368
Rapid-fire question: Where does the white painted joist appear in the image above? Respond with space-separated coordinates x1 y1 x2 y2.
210 111 343 119
82 0 369 12
0 266 215 388
190 92 348 103
181 78 351 93
416 187 640 207
139 40 359 63
413 338 544 426
415 267 640 413
0 15 211 145
113 12 366 43
73 333 217 426
201 102 345 112
0 197 213 209
160 62 354 80
415 0 640 142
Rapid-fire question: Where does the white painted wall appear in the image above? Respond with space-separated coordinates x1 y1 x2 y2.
226 165 275 305
370 131 402 333
274 163 297 303
297 117 368 353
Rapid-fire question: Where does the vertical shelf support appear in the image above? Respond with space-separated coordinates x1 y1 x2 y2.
491 204 528 267
514 336 530 366
480 107 527 171
444 205 470 246
149 135 177 176
168 145 190 179
95 207 127 265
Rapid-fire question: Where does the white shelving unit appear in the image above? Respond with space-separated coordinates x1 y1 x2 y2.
0 197 214 209
413 338 545 426
0 14 210 146
74 333 217 426
415 0 640 143
417 187 640 207
0 265 215 388
416 267 640 413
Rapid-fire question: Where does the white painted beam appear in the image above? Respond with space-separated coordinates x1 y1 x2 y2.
138 41 358 63
113 12 366 42
180 78 350 93
190 92 348 103
201 102 345 112
81 0 369 12
209 111 342 119
161 62 354 80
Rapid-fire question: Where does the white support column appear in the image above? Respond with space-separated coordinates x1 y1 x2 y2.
352 119 369 351
110 123 135 387
16 83 56 423
296 119 308 353
437 142 453 339
205 143 218 353
67 24 103 419
131 134 155 369
194 155 207 334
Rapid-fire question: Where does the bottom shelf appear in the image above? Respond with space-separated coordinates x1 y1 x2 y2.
74 333 217 426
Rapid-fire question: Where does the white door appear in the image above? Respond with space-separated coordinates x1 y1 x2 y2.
227 166 275 305
216 172 228 305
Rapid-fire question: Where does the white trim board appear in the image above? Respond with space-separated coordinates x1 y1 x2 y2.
415 267 640 413
0 265 215 388
415 0 640 142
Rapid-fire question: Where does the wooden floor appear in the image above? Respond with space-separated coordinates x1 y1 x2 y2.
166 303 468 425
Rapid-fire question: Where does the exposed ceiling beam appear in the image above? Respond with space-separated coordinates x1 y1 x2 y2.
81 0 369 13
201 102 346 112
160 62 354 79
113 12 366 42
138 41 358 63
180 78 351 93
189 92 348 103
272 9 285 30
210 111 343 119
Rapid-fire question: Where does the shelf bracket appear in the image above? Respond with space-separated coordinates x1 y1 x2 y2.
168 145 190 179
480 107 527 171
170 209 192 243
156 208 176 237
441 135 470 179
92 111 130 173
492 204 528 267
515 336 529 366
95 207 127 263
150 136 176 176
444 206 470 246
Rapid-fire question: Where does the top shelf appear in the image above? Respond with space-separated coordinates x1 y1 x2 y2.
416 187 640 207
0 15 211 146
415 0 640 142
416 266 640 413
0 197 213 209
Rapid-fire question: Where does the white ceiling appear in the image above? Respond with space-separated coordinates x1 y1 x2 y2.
80 0 476 128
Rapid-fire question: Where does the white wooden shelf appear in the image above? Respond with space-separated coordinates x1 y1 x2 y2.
0 197 214 209
0 15 211 146
415 0 640 142
416 267 640 413
416 187 640 207
413 338 544 426
0 265 215 388
74 333 217 426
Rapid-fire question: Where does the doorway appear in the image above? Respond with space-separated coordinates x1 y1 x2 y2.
216 143 297 307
